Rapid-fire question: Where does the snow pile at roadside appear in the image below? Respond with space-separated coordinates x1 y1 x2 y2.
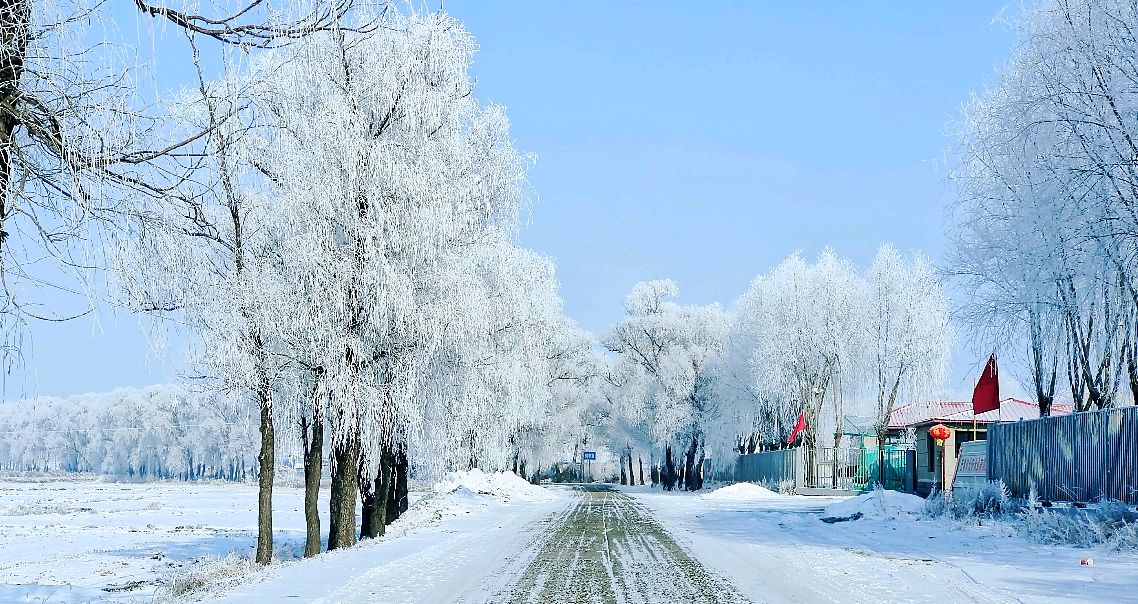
823 489 926 521
701 482 782 501
380 470 554 539
433 469 555 503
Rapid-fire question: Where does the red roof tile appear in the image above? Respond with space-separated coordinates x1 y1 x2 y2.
888 398 1072 429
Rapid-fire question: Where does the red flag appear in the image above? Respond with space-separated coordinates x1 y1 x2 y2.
788 411 807 444
972 353 1000 415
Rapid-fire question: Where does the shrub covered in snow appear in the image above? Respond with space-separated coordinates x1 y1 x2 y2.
1021 502 1138 550
755 478 795 495
973 481 1010 516
158 554 259 601
921 482 1138 550
923 481 1021 520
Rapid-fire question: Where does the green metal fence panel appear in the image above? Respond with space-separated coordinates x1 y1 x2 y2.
733 449 798 487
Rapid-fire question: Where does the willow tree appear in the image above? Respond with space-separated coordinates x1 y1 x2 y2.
951 0 1138 411
243 9 532 546
113 0 388 565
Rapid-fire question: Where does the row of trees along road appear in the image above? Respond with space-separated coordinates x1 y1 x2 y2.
603 245 952 490
0 0 388 566
952 0 1138 416
0 2 607 566
112 9 605 563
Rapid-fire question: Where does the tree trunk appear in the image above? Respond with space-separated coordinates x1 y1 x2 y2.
876 429 887 487
832 431 842 489
363 449 393 539
683 436 699 491
254 395 274 565
301 413 324 558
359 476 375 540
328 452 342 547
662 446 676 491
638 457 644 486
694 441 706 490
0 0 30 256
327 435 360 550
619 452 627 485
382 448 399 527
372 461 391 536
391 444 409 520
627 451 634 488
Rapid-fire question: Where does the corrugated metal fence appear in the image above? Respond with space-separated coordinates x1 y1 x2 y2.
988 406 1138 504
733 448 799 486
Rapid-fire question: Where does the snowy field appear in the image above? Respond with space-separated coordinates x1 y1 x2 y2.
0 474 328 603
0 472 571 603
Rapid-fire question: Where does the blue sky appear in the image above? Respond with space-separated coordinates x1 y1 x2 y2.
22 3 1019 399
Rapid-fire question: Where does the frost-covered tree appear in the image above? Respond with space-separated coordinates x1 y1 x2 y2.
865 244 951 484
713 247 957 487
238 10 535 546
114 53 295 564
728 251 863 453
416 241 602 487
604 280 728 491
951 0 1138 412
3 1 385 562
0 1 381 375
0 386 257 477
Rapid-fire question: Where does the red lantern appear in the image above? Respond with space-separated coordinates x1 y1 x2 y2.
929 424 952 446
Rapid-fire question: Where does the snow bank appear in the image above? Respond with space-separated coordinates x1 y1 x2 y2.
434 469 555 503
383 470 555 539
823 489 926 521
701 482 782 501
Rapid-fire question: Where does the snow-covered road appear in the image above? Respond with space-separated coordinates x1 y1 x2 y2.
495 484 749 603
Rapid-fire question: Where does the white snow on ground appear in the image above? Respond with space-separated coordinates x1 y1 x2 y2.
434 468 557 503
0 474 320 603
7 474 1138 603
0 472 567 604
700 482 782 501
821 488 926 520
215 474 570 604
631 487 1138 603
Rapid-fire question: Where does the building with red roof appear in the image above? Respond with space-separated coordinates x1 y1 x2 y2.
862 398 1072 495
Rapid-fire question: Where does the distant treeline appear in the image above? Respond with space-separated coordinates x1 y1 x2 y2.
0 385 258 480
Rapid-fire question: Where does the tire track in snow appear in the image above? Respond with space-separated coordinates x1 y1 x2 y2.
497 485 751 604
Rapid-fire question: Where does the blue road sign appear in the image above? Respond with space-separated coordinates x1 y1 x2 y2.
583 451 596 461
